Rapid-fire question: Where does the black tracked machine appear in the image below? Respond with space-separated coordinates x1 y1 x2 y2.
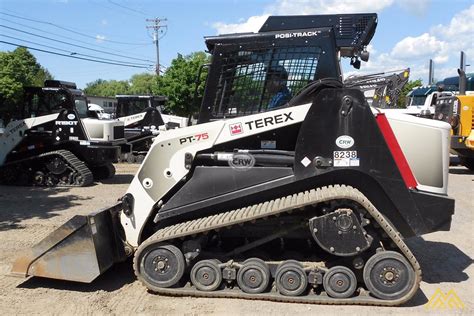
0 80 126 186
11 14 454 306
115 95 188 163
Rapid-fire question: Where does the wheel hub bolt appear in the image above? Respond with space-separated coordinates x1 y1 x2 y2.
385 271 394 281
156 260 166 270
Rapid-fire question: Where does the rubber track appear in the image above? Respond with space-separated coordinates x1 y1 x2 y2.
133 185 422 306
41 150 94 186
3 149 93 187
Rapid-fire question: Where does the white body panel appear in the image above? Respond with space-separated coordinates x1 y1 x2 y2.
118 112 147 127
81 118 123 141
0 113 59 165
383 111 451 195
161 114 188 128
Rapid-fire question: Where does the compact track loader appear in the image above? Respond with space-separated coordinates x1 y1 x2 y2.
0 80 126 186
11 14 454 306
115 95 188 163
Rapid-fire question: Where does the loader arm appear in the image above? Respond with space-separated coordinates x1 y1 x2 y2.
0 113 59 164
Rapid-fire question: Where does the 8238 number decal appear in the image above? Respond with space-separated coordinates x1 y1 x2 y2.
333 150 360 167
333 151 357 159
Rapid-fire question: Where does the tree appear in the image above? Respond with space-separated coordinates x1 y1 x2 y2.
129 73 158 95
82 52 210 116
84 79 130 97
156 52 210 116
397 79 423 107
0 47 53 115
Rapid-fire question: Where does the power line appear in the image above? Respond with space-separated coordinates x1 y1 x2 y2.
0 16 153 59
107 0 148 17
0 24 155 63
0 11 149 46
0 34 152 67
0 40 151 69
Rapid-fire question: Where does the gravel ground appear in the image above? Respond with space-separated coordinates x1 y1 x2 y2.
0 163 472 315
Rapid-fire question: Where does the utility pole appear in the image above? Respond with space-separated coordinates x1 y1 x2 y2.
146 18 167 76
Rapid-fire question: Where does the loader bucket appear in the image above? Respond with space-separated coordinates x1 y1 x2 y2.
11 202 126 283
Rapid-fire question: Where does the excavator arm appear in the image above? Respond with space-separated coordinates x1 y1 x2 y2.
344 68 410 108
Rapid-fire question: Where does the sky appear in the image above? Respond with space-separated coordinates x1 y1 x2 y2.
0 0 473 89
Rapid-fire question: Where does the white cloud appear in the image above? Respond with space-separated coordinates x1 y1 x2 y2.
96 35 106 43
270 0 393 15
212 0 393 34
396 0 430 16
101 19 108 26
357 5 474 83
431 4 474 57
213 15 269 34
391 33 447 60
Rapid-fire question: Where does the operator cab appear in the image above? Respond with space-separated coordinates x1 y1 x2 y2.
197 13 377 123
21 80 90 119
115 95 167 118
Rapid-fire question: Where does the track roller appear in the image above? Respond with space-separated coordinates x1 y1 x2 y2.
236 258 270 294
190 259 223 291
323 266 357 298
33 171 45 186
363 251 415 300
275 260 308 296
136 243 185 289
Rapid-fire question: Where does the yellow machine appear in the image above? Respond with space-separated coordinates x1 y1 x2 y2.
435 94 474 170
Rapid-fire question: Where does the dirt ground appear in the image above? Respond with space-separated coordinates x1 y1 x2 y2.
0 163 472 315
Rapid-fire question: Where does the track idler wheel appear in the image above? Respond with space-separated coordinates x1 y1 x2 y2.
190 259 223 291
323 266 357 298
45 173 59 187
275 260 308 296
363 251 415 300
33 171 45 186
73 173 86 186
137 243 185 289
46 157 67 175
237 258 270 294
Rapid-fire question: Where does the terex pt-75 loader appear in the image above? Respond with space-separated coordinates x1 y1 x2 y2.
115 95 188 163
12 14 454 306
0 80 125 186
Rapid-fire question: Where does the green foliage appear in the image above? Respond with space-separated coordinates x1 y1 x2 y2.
129 73 158 95
156 52 210 116
0 47 53 115
83 52 210 116
397 79 423 107
84 79 130 97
